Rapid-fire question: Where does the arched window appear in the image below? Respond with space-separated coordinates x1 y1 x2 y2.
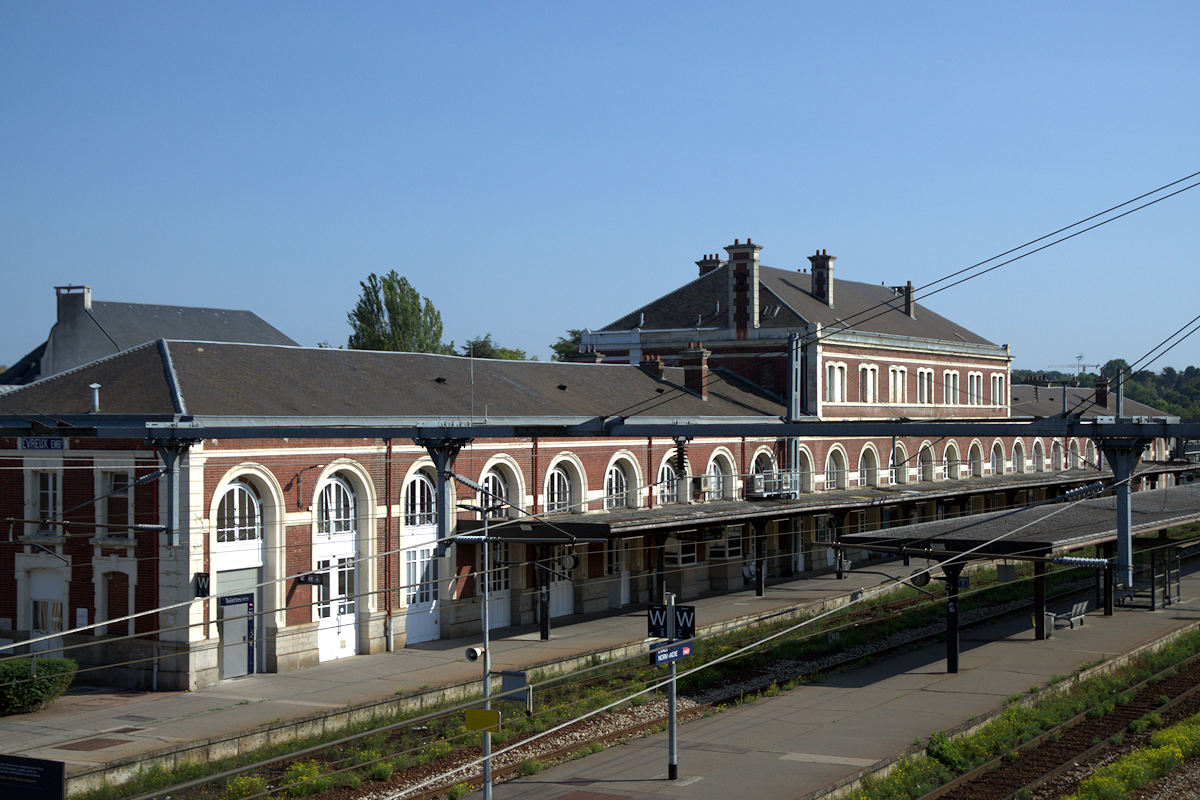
891 446 908 485
1068 440 1082 470
858 449 878 487
318 476 356 535
1013 442 1026 474
825 450 846 490
481 469 509 518
217 481 261 543
1085 441 1099 470
991 444 1004 476
708 455 733 500
657 462 678 505
1052 441 1064 471
944 444 961 480
605 462 632 510
919 447 935 482
1033 441 1045 472
969 444 984 477
547 466 572 513
404 473 436 526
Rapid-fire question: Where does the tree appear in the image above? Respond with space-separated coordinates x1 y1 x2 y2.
347 271 452 354
460 333 527 361
549 329 583 362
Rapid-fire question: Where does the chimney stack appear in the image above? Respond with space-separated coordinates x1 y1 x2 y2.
808 250 835 307
724 238 764 339
695 253 724 277
1095 376 1109 409
55 284 92 322
681 342 711 400
566 344 606 363
639 354 665 380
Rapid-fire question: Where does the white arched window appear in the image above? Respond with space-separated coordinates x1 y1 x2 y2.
547 466 572 513
481 469 509 518
404 473 436 526
318 476 356 536
217 481 261 543
708 455 733 499
969 444 984 477
1051 441 1064 471
990 444 1004 476
891 446 908 485
1034 441 1045 472
944 444 961 480
825 451 846 490
919 448 935 482
1013 442 1026 474
657 462 678 505
1068 440 1082 470
1085 441 1099 470
858 450 877 487
605 462 632 510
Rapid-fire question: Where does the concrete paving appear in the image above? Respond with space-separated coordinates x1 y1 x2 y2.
486 579 1200 800
3 559 1198 800
0 561 913 779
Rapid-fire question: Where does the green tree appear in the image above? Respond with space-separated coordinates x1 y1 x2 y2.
460 333 527 360
347 271 452 354
549 329 583 362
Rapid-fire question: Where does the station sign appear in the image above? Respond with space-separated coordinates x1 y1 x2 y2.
652 641 693 666
647 604 696 639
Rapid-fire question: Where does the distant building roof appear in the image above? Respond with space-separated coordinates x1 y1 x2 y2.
600 262 993 345
1 286 298 385
1009 383 1166 419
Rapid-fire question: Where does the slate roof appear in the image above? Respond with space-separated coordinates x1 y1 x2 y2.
0 341 786 421
1009 384 1166 420
86 301 299 350
600 263 993 345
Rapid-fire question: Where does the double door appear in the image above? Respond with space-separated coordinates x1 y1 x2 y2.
316 554 357 661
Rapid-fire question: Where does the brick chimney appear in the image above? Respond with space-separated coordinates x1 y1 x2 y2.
681 342 711 400
1095 376 1109 409
695 253 724 277
724 238 763 339
890 281 916 318
639 354 665 380
807 250 835 307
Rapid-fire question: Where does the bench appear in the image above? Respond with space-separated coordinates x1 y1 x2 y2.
1051 601 1089 630
1033 601 1089 638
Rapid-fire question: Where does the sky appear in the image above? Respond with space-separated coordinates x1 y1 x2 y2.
2 2 1198 372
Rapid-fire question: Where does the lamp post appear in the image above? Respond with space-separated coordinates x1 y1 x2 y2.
458 502 504 800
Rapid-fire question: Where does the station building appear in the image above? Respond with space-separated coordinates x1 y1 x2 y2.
0 242 1185 690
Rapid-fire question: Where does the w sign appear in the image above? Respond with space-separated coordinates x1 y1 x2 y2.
647 604 696 639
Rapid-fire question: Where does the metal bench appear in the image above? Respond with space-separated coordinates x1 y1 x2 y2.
1051 601 1089 630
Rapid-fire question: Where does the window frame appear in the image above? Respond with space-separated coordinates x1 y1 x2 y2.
404 472 436 527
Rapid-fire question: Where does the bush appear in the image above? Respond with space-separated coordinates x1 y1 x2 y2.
0 658 77 715
222 775 267 800
926 732 970 772
280 761 333 797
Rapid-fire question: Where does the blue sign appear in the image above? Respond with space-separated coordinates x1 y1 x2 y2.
19 438 65 451
957 576 970 589
652 640 693 666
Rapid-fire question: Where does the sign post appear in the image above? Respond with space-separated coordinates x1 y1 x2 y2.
666 592 678 781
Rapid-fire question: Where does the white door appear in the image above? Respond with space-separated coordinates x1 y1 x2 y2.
607 540 632 608
548 545 575 618
484 542 511 630
29 569 65 656
404 531 440 644
218 594 255 678
316 556 357 661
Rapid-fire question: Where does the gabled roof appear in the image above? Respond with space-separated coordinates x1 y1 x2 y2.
85 301 299 350
0 341 785 422
600 263 992 345
1009 384 1167 419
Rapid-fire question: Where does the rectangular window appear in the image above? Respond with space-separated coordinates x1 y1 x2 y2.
100 470 132 537
888 367 907 403
32 599 64 635
708 527 744 560
917 369 935 404
665 538 697 566
944 371 960 404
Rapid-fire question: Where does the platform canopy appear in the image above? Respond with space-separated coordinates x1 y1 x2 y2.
840 482 1200 559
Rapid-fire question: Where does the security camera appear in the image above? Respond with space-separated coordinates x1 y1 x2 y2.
465 646 486 662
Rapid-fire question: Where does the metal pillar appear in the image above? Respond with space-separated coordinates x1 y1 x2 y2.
156 443 191 547
943 562 963 674
1098 440 1147 592
654 535 667 605
538 544 551 641
1034 559 1047 640
418 439 469 558
666 592 678 781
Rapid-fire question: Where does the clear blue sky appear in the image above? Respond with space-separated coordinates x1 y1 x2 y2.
3 2 1197 371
